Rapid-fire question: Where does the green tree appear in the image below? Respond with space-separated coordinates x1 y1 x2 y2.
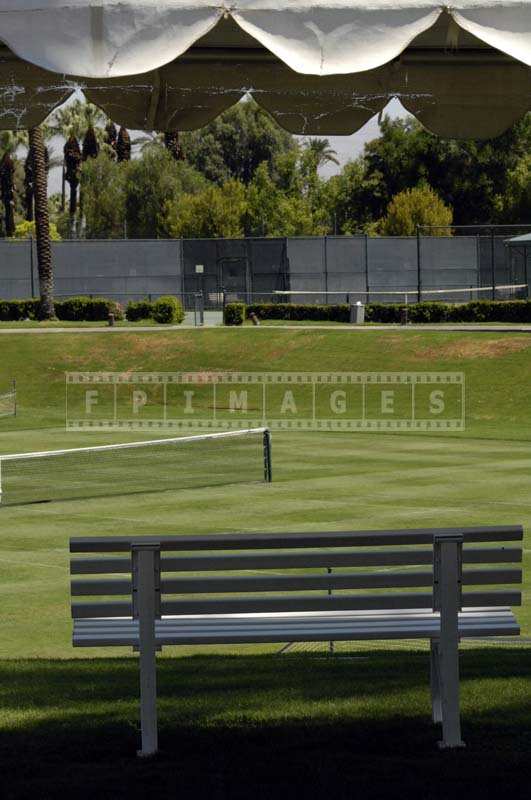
350 114 531 227
165 179 247 239
125 146 206 238
182 100 296 185
379 184 453 236
80 152 128 239
245 161 321 237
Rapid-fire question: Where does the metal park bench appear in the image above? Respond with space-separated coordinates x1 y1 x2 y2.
69 525 523 756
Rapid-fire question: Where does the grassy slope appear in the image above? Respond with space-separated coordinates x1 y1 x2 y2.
0 330 530 796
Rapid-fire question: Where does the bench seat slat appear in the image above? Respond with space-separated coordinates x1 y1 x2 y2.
69 525 523 553
73 608 519 647
69 546 523 575
70 568 522 596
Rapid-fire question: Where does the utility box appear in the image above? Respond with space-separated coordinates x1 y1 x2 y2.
350 301 365 324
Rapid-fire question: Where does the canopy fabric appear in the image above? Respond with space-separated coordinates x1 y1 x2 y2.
0 3 529 137
1 48 528 139
0 1 529 78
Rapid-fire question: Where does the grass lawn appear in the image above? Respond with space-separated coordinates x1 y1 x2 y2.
1 649 530 799
0 329 529 795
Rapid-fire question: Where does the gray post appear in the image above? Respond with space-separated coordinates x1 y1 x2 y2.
29 236 35 298
364 234 369 304
132 542 161 757
433 533 465 749
416 226 422 303
490 228 496 300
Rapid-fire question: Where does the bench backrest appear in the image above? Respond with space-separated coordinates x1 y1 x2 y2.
70 526 523 620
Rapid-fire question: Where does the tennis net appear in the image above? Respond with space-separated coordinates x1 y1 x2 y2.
0 427 272 506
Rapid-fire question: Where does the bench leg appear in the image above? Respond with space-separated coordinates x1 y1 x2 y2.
435 534 465 749
430 640 442 724
138 630 158 757
438 638 464 749
135 546 159 757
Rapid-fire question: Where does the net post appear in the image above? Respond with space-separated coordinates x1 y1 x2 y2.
13 379 16 418
263 428 272 483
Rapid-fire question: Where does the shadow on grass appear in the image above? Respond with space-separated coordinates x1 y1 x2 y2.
0 648 529 799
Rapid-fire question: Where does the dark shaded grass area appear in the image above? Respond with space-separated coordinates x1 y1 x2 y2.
0 649 530 799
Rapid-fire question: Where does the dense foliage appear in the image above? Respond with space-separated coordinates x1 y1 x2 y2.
91 106 529 238
243 300 531 324
3 101 528 242
0 296 123 321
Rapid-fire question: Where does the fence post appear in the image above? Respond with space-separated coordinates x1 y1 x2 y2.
416 226 422 303
433 533 465 749
491 227 496 299
29 236 35 298
132 542 161 757
364 234 369 303
324 235 328 297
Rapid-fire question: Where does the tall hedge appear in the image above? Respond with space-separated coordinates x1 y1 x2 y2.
0 296 124 321
245 300 531 324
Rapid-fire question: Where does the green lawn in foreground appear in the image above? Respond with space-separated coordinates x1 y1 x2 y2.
0 650 529 798
0 329 529 795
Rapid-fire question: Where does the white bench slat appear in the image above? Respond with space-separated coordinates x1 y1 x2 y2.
69 525 523 553
73 608 519 647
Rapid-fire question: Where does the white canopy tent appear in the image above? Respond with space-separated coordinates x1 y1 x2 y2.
0 1 530 137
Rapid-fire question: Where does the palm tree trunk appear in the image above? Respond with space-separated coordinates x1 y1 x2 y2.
29 127 55 319
0 154 16 237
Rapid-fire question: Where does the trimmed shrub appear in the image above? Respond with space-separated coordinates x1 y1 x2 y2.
0 297 123 321
224 302 246 326
151 295 185 324
246 303 350 323
55 296 124 322
244 300 531 324
126 299 154 322
0 299 41 321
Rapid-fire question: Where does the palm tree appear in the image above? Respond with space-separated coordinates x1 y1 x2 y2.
164 131 184 161
49 100 105 222
0 131 26 237
29 127 55 318
116 127 131 162
105 121 118 156
306 138 339 168
24 127 56 222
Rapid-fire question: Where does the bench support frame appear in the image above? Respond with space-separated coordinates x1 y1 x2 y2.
132 543 161 757
434 533 465 749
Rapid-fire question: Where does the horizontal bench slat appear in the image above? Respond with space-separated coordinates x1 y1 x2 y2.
72 609 519 647
69 525 523 553
70 568 522 597
70 546 523 575
71 589 521 618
